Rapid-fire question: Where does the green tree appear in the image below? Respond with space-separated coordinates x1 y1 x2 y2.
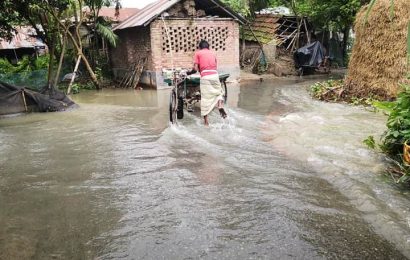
221 0 272 17
0 1 23 40
0 0 120 90
221 0 250 16
84 0 119 77
302 0 362 64
223 0 366 63
0 0 71 85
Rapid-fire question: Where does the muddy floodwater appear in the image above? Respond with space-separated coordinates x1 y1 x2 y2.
1 76 410 259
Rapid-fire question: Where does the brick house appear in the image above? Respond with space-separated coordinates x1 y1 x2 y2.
111 0 246 89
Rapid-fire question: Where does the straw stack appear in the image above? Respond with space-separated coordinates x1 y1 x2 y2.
345 0 410 99
168 0 196 18
183 0 196 17
168 3 183 17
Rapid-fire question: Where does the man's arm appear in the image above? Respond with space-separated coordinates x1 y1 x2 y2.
189 52 199 74
187 63 198 75
193 63 199 71
193 51 200 71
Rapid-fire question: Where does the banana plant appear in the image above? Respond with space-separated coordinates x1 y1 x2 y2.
95 19 118 47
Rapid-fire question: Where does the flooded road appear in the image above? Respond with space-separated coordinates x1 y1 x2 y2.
1 77 410 259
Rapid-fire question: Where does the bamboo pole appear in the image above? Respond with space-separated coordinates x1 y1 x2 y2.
133 58 146 89
47 1 100 90
247 24 268 70
126 64 138 88
21 90 28 112
67 55 81 95
290 21 303 51
303 19 310 44
119 66 131 87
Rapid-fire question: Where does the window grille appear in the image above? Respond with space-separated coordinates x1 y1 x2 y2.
162 26 228 53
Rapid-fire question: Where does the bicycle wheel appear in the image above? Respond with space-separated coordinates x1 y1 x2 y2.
177 97 184 119
223 81 228 103
169 89 177 123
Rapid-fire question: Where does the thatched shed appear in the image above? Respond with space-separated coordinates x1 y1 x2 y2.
345 0 410 99
240 14 311 75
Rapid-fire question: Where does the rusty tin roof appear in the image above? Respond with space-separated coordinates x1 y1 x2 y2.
90 7 140 23
0 26 46 50
114 0 246 31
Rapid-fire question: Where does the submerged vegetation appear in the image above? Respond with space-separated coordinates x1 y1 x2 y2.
309 79 378 106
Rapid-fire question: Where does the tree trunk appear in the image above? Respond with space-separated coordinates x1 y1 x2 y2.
54 33 67 86
47 0 100 90
80 53 100 89
47 36 55 86
342 26 350 66
75 0 100 90
64 32 100 90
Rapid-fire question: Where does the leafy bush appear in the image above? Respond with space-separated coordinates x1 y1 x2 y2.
0 55 50 74
33 55 50 70
61 81 96 94
94 53 113 80
365 83 410 184
372 84 410 156
71 83 80 94
310 80 342 100
0 58 16 74
0 55 50 89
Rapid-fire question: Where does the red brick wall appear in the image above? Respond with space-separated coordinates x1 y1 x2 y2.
111 18 240 87
110 26 153 72
150 18 240 74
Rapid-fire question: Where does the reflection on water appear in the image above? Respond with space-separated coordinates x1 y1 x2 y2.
0 81 409 259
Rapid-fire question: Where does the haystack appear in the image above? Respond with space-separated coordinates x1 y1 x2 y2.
345 0 410 99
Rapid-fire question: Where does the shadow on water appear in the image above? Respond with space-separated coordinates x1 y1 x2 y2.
0 80 409 259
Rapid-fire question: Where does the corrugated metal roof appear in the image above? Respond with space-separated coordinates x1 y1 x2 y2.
114 0 246 31
0 26 46 50
99 7 140 22
84 7 140 23
114 0 178 30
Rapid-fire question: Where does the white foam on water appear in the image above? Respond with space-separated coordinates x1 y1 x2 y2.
261 85 410 257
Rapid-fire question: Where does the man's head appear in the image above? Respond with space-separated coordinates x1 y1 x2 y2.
199 40 209 50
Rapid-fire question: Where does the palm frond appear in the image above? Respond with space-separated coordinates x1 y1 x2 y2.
389 0 394 21
363 0 377 25
96 23 118 47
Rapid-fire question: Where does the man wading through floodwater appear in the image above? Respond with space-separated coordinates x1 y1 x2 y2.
191 40 227 126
